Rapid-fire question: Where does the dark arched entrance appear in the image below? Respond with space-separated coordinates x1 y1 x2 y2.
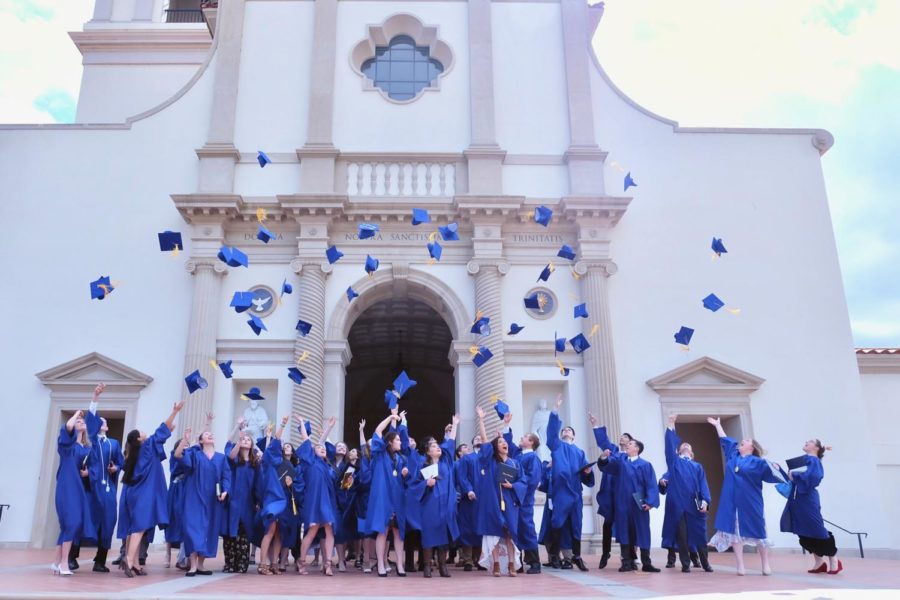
343 297 455 445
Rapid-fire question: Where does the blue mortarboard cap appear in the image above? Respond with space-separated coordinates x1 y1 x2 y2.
303 420 312 435
295 319 312 336
674 326 694 346
557 361 571 377
247 314 267 336
184 370 208 394
557 244 576 261
439 222 459 241
347 286 359 302
325 245 344 264
281 279 293 296
90 276 114 300
245 386 265 400
257 224 276 244
358 223 379 239
494 399 510 420
554 332 567 355
287 367 306 385
471 316 491 337
158 231 183 252
537 263 554 282
217 245 249 268
533 205 553 227
257 151 272 168
570 333 591 354
412 208 431 226
702 293 725 312
508 323 525 335
711 237 728 256
427 241 442 261
384 389 398 410
524 294 541 310
230 291 254 313
217 360 234 378
392 371 417 398
365 255 379 275
472 346 494 368
624 172 637 191
574 303 589 319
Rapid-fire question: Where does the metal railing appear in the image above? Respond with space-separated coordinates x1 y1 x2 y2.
801 518 868 558
165 9 204 23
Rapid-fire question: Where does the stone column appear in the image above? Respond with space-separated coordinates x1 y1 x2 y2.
92 0 113 21
289 259 331 429
451 340 477 443
180 258 228 430
466 259 509 423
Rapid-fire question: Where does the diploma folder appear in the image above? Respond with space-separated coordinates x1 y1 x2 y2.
785 456 808 471
632 492 645 510
420 463 439 481
496 463 518 484
276 462 293 487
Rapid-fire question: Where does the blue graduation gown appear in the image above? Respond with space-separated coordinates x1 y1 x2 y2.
598 452 659 549
55 426 95 544
181 446 231 557
360 433 408 537
713 436 781 540
252 438 288 545
537 460 556 546
475 443 527 544
223 441 258 537
84 411 124 548
165 452 187 544
592 427 618 521
504 430 542 552
334 460 359 544
355 455 373 535
410 438 459 549
121 422 171 535
659 429 711 549
546 411 595 542
453 452 481 546
399 424 424 532
779 455 829 539
277 460 303 548
298 439 338 527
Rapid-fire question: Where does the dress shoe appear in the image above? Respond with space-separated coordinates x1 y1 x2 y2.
598 553 610 569
642 563 661 573
463 564 473 572
549 557 562 569
526 563 541 574
827 560 843 575
560 559 573 570
808 563 828 574
111 558 122 566
618 559 634 573
68 559 79 571
681 565 691 573
93 563 110 573
573 557 588 572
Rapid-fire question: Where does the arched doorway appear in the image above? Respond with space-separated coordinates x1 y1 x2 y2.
343 297 455 445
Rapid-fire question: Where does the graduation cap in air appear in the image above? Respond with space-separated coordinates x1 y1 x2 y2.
365 255 379 276
569 333 591 354
302 420 312 436
471 315 491 337
347 286 359 302
533 205 553 227
711 237 728 256
287 367 306 385
215 360 234 378
624 172 637 191
556 360 571 377
412 208 431 226
494 398 510 420
358 223 379 240
524 293 542 310
554 332 567 355
508 323 525 335
184 370 208 394
247 314 267 336
325 245 344 264
158 231 183 252
393 371 417 399
557 244 576 261
472 346 494 367
702 293 725 312
90 276 114 300
244 386 265 400
257 151 272 168
230 291 254 313
217 245 249 268
296 319 312 336
537 263 555 282
439 222 459 241
427 241 442 261
257 224 276 244
281 279 293 297
674 326 694 347
384 389 399 410
574 303 589 319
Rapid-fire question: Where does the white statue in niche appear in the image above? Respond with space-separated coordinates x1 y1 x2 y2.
531 398 552 462
241 387 269 441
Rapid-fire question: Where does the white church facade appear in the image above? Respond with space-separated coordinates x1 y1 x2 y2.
1 0 898 554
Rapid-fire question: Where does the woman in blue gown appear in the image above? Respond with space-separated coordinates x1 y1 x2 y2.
120 401 185 577
223 420 259 574
164 438 188 568
276 439 301 572
332 444 360 572
254 417 296 575
778 439 841 574
53 410 94 576
707 417 781 576
296 416 339 575
355 421 376 573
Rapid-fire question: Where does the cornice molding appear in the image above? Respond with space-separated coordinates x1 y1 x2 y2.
857 352 900 374
216 339 296 366
36 352 153 389
647 356 765 396
70 28 212 54
503 340 586 367
559 196 631 227
172 193 243 223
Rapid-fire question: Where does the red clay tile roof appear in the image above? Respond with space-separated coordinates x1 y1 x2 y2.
856 348 900 354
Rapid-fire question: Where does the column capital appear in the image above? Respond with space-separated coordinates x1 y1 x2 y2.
290 258 333 276
467 259 509 276
185 259 229 275
575 260 618 278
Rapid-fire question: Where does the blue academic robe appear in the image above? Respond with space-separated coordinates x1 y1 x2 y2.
298 439 338 527
410 438 459 549
252 437 289 545
165 452 187 544
474 443 527 544
223 441 258 538
546 412 595 543
334 460 360 544
360 433 408 537
399 424 424 532
659 429 711 549
503 430 542 551
121 422 171 535
453 452 481 546
84 410 124 548
277 460 303 548
355 454 373 535
713 436 781 540
598 452 659 549
537 460 558 546
55 426 95 545
779 455 829 539
592 427 618 521
181 446 231 557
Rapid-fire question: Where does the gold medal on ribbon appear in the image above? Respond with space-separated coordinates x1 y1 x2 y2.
734 466 740 473
393 469 398 477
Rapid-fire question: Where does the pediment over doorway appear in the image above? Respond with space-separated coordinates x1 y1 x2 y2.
36 352 153 392
646 356 764 396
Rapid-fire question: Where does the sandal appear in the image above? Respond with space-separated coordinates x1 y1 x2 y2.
324 563 334 577
492 561 501 577
257 564 272 576
297 562 309 575
508 562 517 577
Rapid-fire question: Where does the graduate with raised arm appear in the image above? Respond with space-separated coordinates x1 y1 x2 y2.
474 405 527 577
355 419 377 573
589 413 633 569
52 409 95 576
454 434 483 571
119 401 185 577
501 411 543 574
545 394 595 571
295 415 339 576
165 434 189 569
707 416 781 576
409 414 460 577
597 434 660 573
397 412 425 573
254 416 295 575
333 441 360 572
778 438 842 575
658 415 713 573
223 417 259 574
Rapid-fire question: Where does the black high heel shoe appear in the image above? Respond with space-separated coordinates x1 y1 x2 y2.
120 560 134 578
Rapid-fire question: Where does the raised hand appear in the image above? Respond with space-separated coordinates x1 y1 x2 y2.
399 410 407 422
475 406 485 420
206 411 215 423
292 414 303 425
451 414 460 426
503 412 513 425
390 405 399 417
173 401 186 413
667 414 677 426
555 393 564 410
327 416 337 428
183 426 193 442
359 419 366 431
588 412 598 427
600 449 611 460
237 416 247 429
281 415 289 426
93 382 106 399
74 410 84 420
706 416 720 427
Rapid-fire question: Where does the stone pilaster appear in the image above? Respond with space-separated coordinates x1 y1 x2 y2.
467 259 509 423
289 259 331 430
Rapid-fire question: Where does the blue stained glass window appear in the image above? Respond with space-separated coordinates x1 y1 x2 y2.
360 35 445 101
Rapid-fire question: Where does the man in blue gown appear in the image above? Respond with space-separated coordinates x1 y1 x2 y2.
502 413 544 574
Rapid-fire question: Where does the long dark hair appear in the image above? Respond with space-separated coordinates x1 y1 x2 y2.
490 436 507 462
384 431 400 456
236 435 260 468
123 429 142 484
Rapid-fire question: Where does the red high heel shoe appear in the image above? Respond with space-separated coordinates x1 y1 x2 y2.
827 560 843 575
808 563 828 574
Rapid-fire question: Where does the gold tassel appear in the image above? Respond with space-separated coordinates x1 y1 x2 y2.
499 484 506 512
256 208 267 223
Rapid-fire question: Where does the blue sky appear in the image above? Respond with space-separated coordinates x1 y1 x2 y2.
1 0 897 346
